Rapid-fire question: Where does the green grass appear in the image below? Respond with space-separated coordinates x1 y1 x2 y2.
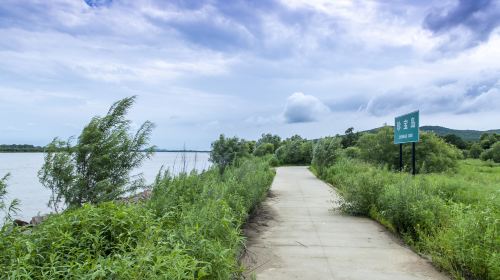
0 157 275 279
314 158 500 280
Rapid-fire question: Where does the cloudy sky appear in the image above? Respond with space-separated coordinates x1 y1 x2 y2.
1 0 499 149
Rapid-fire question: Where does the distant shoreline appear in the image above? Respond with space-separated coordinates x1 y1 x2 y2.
0 150 211 153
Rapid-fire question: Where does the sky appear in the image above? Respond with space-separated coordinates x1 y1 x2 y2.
1 0 499 149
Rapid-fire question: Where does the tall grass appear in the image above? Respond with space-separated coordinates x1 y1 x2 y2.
0 157 275 279
315 158 499 280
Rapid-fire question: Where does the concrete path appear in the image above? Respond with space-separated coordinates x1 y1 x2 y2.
241 166 448 280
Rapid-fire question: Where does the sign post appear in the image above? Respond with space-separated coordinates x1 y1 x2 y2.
394 111 419 175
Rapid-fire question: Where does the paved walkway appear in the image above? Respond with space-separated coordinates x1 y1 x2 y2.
241 166 448 280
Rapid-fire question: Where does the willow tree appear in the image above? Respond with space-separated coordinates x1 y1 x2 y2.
0 174 20 223
38 96 155 211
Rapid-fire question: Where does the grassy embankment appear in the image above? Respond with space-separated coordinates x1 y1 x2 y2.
313 158 499 280
0 157 275 279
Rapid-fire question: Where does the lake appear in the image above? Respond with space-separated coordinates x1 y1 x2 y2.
0 152 211 221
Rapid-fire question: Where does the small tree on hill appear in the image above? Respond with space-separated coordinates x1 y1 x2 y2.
341 127 360 148
38 96 155 211
443 134 467 150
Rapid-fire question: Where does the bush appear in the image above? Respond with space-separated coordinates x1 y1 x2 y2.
256 133 281 152
357 126 461 173
481 141 500 163
0 174 19 224
275 136 313 165
343 146 361 159
442 134 467 150
268 155 279 167
311 137 342 177
253 143 275 157
38 97 154 211
469 143 483 159
480 133 499 150
0 157 275 279
210 134 249 174
316 158 499 280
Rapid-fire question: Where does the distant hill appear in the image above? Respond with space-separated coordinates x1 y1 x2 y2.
364 126 500 142
420 126 500 141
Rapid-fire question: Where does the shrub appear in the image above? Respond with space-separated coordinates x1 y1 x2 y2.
0 174 19 224
480 133 500 150
268 155 279 167
0 157 275 279
210 134 249 174
316 158 499 280
311 137 342 177
38 97 154 211
357 126 461 173
256 133 281 152
469 143 483 159
404 132 462 173
275 135 313 165
343 146 361 159
481 141 500 163
442 134 467 150
253 143 275 157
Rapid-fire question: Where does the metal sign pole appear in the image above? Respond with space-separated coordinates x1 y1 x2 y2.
399 143 403 172
412 142 416 175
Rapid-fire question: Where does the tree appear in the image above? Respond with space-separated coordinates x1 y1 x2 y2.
275 136 313 165
356 126 461 173
0 174 20 223
481 142 500 163
311 137 342 176
480 133 499 150
469 143 483 159
210 135 249 174
341 127 360 148
443 134 467 150
253 143 274 157
256 133 281 152
38 97 155 211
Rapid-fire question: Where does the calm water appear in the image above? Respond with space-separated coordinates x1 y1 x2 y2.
0 152 210 221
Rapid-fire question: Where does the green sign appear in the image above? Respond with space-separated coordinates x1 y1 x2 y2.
394 111 419 144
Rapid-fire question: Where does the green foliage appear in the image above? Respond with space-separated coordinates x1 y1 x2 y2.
253 143 275 157
469 143 483 159
0 157 275 279
209 134 249 174
343 146 361 159
256 133 281 152
317 158 500 280
38 97 155 211
357 126 399 168
275 135 313 165
0 174 20 223
442 134 467 150
311 137 342 177
357 126 461 173
480 133 500 150
341 127 361 148
481 141 500 163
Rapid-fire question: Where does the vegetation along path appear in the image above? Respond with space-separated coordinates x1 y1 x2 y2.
242 166 448 280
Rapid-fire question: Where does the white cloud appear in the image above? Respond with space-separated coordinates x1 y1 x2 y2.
283 92 330 123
